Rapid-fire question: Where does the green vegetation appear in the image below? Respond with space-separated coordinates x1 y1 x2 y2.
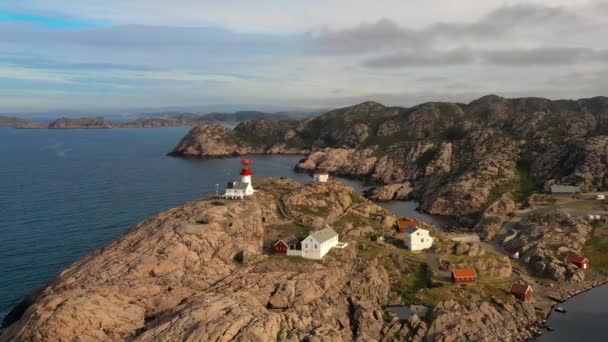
487 151 538 204
265 222 311 239
565 200 608 211
293 205 330 218
349 192 365 204
392 263 433 304
584 224 608 274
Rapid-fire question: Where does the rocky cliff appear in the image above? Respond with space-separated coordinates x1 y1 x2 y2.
170 95 608 217
1 179 542 341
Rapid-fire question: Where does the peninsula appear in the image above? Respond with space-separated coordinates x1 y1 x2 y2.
2 176 606 341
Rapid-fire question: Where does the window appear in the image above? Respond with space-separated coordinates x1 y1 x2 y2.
305 244 308 249
314 244 317 249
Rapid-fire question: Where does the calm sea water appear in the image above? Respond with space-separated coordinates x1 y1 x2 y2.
538 284 608 341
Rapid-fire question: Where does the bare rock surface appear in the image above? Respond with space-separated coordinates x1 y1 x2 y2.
503 210 591 281
476 193 516 241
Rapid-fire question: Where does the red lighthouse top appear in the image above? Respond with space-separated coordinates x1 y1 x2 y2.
240 159 253 176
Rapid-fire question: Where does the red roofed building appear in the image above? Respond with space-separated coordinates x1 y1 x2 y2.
273 237 299 254
566 255 589 269
397 219 421 234
451 268 477 284
510 284 534 302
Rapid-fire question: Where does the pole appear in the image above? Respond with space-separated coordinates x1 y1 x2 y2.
216 184 219 198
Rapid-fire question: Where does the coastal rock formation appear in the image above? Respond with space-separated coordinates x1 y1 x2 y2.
426 299 537 341
503 210 591 281
49 117 112 129
364 183 413 201
475 193 516 240
170 95 608 217
1 178 543 341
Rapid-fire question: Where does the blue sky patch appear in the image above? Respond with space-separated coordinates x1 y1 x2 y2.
0 11 104 29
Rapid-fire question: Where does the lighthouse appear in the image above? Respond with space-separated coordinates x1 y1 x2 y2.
240 159 254 187
223 159 255 199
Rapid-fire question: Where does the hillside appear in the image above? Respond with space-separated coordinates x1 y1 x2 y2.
1 178 547 341
170 95 608 218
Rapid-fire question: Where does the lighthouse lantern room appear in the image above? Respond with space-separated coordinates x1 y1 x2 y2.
224 159 255 199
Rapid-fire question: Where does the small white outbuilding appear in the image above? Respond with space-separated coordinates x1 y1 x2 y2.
313 172 329 183
404 227 434 251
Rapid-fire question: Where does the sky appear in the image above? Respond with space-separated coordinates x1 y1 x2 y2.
1 0 607 113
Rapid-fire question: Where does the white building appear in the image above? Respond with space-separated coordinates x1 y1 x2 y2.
404 227 434 251
299 227 348 260
313 172 329 183
224 181 254 199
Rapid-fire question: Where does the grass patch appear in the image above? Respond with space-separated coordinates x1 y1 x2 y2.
584 224 608 274
349 192 365 204
392 263 432 305
566 200 608 211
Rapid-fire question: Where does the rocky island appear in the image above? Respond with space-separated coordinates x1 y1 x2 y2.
170 95 608 220
1 178 563 341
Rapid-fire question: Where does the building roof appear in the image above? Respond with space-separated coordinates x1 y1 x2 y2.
399 219 421 229
566 255 589 264
274 236 299 247
550 185 581 193
227 181 249 190
452 268 477 278
510 283 532 295
405 227 423 235
309 227 338 243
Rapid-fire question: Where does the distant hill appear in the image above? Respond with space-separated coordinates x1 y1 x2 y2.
48 117 112 129
0 116 46 129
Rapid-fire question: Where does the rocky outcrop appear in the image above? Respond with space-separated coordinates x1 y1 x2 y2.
503 210 591 281
281 180 364 227
426 299 537 341
476 193 516 240
49 117 112 129
532 136 608 192
364 183 413 201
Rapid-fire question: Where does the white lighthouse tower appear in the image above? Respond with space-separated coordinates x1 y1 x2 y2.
223 159 255 199
240 159 254 187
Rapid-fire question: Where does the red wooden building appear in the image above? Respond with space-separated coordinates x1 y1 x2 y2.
273 237 299 254
510 284 534 302
451 268 477 284
397 219 421 234
566 255 590 269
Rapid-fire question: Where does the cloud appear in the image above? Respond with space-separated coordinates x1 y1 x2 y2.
314 18 426 54
480 47 589 66
480 48 608 66
362 47 475 68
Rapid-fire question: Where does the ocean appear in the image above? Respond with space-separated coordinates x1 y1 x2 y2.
0 127 316 317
